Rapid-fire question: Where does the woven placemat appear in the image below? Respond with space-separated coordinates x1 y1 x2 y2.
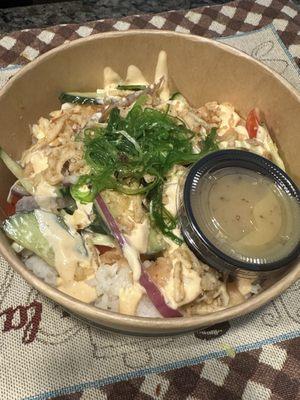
0 0 299 67
0 1 299 399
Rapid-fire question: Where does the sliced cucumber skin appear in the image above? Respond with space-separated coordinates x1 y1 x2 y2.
88 204 111 235
0 147 34 194
170 92 188 104
59 87 147 105
89 233 115 247
170 92 181 101
2 212 55 267
165 92 187 114
146 227 167 255
59 92 100 105
116 84 147 91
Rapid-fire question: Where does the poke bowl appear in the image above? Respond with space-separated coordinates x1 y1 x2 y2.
0 30 299 335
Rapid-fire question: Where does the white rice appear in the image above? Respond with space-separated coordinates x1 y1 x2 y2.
24 256 164 317
24 255 58 286
136 295 162 318
90 264 163 317
89 263 132 312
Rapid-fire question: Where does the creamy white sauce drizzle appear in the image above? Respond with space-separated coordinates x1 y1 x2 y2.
64 201 93 231
34 181 58 210
29 152 48 177
122 243 141 281
155 50 170 101
118 283 144 315
125 219 149 254
103 67 122 89
162 262 202 309
125 65 148 85
58 278 97 303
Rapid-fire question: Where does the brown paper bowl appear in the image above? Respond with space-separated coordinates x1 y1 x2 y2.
0 30 299 335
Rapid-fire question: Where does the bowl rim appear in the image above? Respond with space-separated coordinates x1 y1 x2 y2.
0 29 299 333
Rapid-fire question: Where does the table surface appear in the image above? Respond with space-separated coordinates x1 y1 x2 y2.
0 0 229 33
0 1 299 399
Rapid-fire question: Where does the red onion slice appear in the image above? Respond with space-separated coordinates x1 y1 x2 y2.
95 194 141 281
15 196 38 212
15 195 74 213
95 194 182 318
139 269 183 318
95 194 126 246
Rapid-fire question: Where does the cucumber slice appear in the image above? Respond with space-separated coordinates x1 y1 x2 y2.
146 227 167 255
89 233 115 247
116 84 147 91
59 92 101 105
0 147 34 194
2 212 55 266
88 205 111 235
3 210 88 268
170 92 188 104
165 92 188 114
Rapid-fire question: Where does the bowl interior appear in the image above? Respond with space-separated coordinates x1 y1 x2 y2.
0 30 299 334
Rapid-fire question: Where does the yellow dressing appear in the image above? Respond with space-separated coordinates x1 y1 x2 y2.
191 167 300 263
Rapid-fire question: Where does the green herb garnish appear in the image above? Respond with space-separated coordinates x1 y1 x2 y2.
71 102 218 243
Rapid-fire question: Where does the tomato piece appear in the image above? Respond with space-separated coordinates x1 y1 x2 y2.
246 108 260 138
4 192 23 217
4 202 16 217
8 192 22 206
95 245 112 255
